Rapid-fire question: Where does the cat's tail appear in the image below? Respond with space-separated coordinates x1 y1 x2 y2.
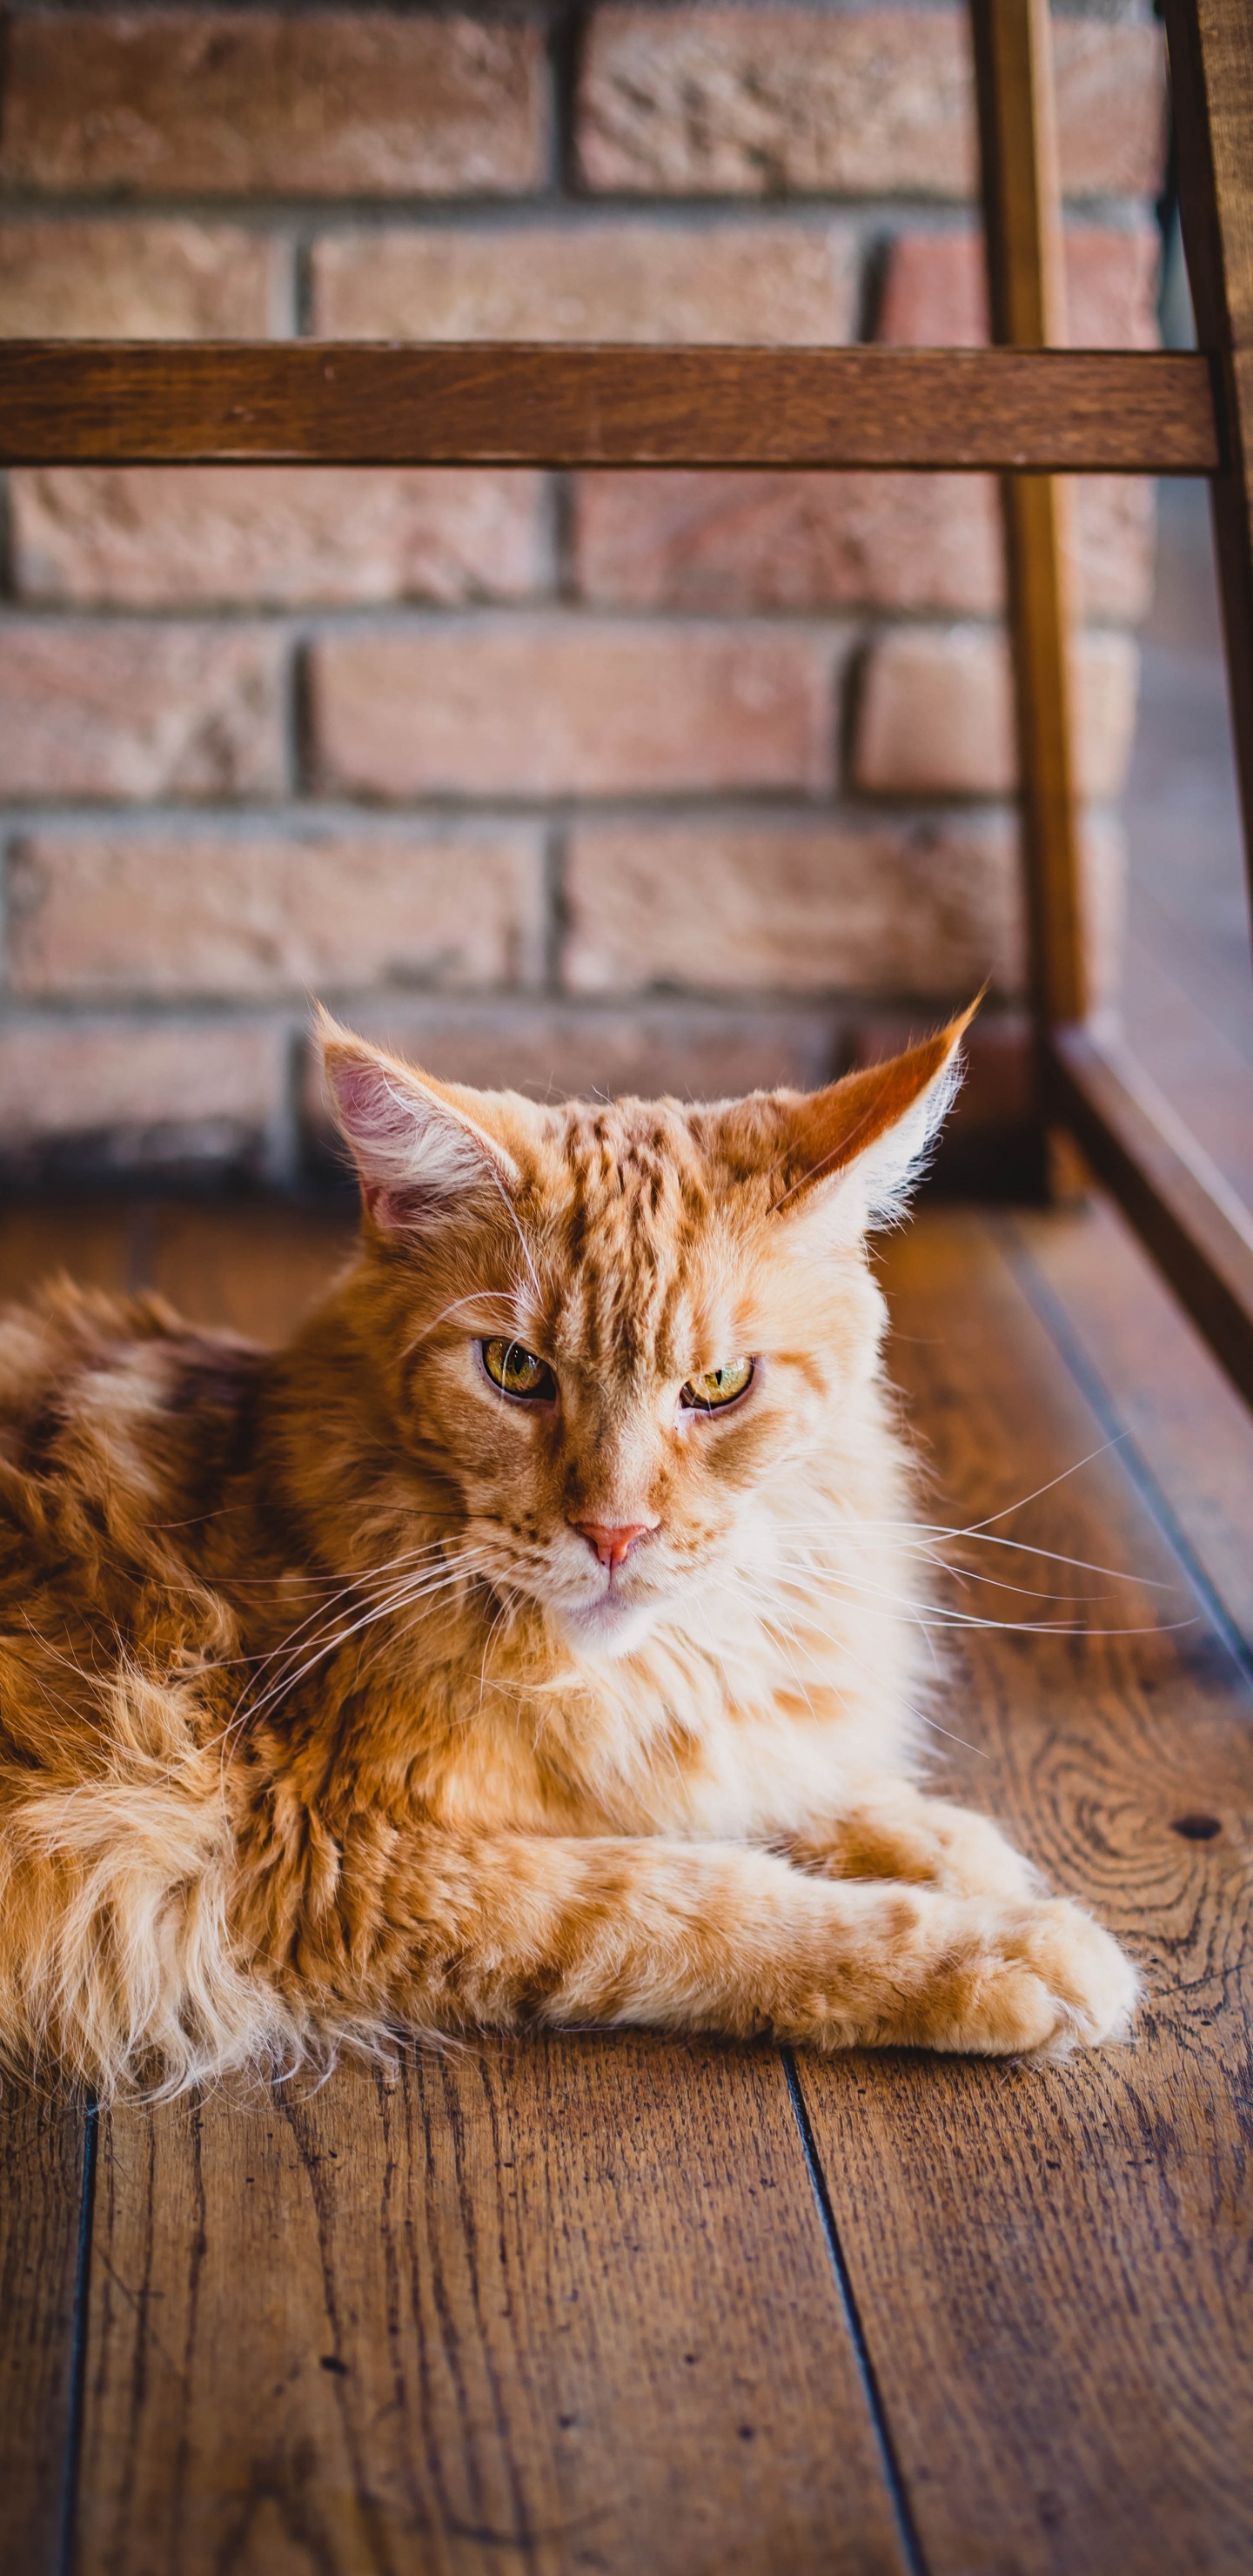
0 1663 300 2100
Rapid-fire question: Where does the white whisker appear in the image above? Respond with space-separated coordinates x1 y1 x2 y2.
213 1548 491 1756
769 1514 1173 1592
769 1553 1190 1641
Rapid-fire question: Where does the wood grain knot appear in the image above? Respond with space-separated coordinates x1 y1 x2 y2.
1170 1814 1222 1841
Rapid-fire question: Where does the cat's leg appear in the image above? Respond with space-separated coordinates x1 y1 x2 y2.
328 1830 1136 2059
782 1781 1042 1902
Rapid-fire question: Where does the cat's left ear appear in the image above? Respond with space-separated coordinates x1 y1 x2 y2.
317 1013 521 1237
756 1001 977 1240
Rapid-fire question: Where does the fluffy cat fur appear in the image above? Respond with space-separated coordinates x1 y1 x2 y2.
0 1007 1137 2097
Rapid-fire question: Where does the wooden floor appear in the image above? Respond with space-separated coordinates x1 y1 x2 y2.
3 1190 1253 2576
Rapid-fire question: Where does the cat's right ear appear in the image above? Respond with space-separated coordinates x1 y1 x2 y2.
318 1014 520 1238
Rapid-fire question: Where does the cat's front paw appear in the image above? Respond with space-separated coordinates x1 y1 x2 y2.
928 1896 1140 2059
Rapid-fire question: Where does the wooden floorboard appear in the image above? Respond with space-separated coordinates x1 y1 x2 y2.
798 1210 1253 2576
77 2042 904 2576
0 1202 139 1303
2 1196 1251 2571
0 2090 90 2575
1009 1193 1253 1651
149 1203 353 1341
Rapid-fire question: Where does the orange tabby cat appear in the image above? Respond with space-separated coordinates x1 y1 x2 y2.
0 1007 1136 2096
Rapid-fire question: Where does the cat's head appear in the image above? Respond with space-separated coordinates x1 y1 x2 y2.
319 1008 973 1660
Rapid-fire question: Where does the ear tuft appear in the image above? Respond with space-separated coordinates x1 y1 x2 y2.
317 1010 519 1236
770 998 978 1236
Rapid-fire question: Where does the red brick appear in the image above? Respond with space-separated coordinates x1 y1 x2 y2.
0 220 283 339
10 468 552 609
578 8 1165 200
299 1000 841 1149
2 11 546 196
580 8 975 197
573 472 1003 614
877 223 1159 349
1052 17 1169 200
312 219 858 345
309 620 840 800
853 627 1139 801
0 626 285 801
563 815 1024 999
1074 479 1155 625
572 468 1153 621
6 827 546 1003
0 1019 285 1159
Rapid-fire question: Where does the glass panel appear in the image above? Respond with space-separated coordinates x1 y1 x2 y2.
1118 204 1253 1216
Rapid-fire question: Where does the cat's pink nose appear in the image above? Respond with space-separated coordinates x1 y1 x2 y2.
572 1519 655 1572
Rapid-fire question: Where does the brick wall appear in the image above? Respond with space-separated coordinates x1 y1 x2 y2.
0 2 1167 1185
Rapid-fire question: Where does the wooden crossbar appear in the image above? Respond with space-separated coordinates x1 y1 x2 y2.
0 341 1218 473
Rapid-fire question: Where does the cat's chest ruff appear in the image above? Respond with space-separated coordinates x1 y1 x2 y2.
599 1587 909 1837
625 1690 884 1839
399 1647 873 1841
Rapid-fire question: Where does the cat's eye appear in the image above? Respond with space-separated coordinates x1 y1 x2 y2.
481 1338 556 1402
680 1358 754 1412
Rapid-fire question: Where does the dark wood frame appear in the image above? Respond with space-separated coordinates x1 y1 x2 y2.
1 0 1250 1406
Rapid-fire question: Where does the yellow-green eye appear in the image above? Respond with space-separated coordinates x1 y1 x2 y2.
680 1357 754 1412
481 1338 556 1401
